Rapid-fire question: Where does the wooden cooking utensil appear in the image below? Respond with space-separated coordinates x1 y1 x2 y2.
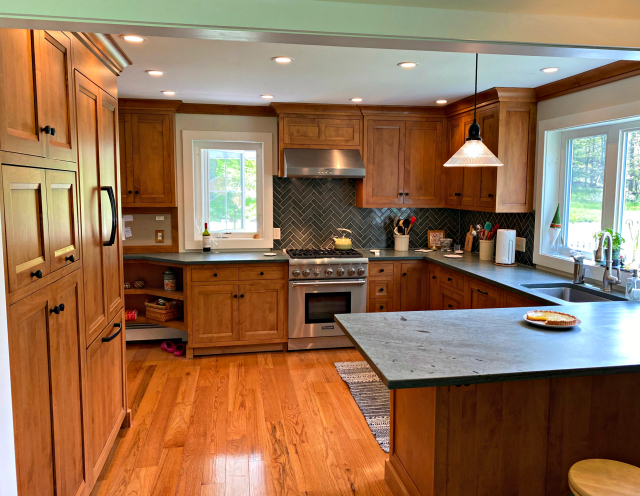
464 225 474 251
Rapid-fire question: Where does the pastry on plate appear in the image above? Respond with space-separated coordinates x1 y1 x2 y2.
526 310 557 321
544 312 578 326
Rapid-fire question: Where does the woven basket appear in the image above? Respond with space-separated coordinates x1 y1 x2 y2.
144 301 182 322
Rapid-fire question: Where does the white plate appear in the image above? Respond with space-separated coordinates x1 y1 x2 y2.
523 314 581 330
455 250 464 254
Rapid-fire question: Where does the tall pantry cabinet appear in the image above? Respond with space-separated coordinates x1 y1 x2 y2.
0 28 130 496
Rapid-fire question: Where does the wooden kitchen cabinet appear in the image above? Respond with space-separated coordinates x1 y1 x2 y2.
0 29 76 163
399 261 428 311
238 282 286 341
46 169 80 272
191 284 239 343
439 286 465 310
466 278 504 309
367 260 429 312
428 264 440 311
282 116 361 146
505 291 542 308
118 110 176 207
8 270 87 496
403 120 444 207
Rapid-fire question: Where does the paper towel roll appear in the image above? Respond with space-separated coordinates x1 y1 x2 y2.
495 229 516 265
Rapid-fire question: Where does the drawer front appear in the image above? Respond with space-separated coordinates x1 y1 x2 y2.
441 287 464 310
468 279 504 309
369 298 393 313
439 267 465 293
192 267 239 282
369 279 392 298
239 265 285 281
369 262 394 278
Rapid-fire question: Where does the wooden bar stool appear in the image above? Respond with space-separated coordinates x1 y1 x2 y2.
569 459 640 496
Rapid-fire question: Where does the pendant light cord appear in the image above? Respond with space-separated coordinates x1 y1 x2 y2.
474 53 478 123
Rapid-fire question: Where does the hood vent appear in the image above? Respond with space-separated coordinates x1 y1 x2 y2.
283 148 366 178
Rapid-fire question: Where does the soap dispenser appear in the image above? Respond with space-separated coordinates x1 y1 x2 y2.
626 269 640 301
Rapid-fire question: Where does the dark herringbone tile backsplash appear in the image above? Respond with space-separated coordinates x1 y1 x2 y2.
273 178 536 266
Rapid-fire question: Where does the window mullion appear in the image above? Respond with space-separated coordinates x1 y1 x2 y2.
602 130 620 232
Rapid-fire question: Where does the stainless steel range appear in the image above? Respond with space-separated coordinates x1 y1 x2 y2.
286 248 368 350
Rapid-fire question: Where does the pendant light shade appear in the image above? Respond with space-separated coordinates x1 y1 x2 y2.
444 54 503 168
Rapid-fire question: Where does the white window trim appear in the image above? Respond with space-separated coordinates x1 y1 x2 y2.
535 100 640 284
182 130 273 250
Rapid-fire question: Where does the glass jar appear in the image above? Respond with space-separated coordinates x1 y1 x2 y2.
163 269 177 292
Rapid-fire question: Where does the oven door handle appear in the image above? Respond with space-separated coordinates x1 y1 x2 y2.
291 279 366 287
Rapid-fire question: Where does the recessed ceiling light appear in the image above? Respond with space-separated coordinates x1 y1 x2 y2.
398 62 418 69
272 56 293 64
541 67 559 73
161 91 175 96
350 98 363 102
122 35 145 43
261 94 274 99
436 99 448 104
146 70 164 76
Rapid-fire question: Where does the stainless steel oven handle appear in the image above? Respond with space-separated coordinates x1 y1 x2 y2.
291 279 366 287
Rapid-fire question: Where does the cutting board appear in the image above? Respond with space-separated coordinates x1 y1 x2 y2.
464 225 474 252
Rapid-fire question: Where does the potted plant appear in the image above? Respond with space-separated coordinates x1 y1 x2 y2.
604 228 625 267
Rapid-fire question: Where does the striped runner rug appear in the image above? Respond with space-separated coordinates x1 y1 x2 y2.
334 361 390 453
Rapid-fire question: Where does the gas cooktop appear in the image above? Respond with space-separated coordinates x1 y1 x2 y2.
286 248 364 259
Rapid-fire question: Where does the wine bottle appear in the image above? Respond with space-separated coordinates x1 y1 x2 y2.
203 223 211 252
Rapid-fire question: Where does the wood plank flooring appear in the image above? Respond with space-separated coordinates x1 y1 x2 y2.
91 343 392 496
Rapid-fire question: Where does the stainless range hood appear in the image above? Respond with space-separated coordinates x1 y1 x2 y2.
283 148 366 178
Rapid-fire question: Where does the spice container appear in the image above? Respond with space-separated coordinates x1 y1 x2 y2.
163 269 177 292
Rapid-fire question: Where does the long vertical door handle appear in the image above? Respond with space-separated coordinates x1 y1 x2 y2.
101 186 117 246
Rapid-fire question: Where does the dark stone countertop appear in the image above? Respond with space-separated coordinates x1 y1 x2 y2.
123 251 289 264
334 301 640 389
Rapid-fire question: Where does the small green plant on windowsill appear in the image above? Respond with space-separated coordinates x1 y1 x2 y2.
593 229 626 267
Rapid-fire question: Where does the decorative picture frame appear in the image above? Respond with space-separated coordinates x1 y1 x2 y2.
427 230 445 249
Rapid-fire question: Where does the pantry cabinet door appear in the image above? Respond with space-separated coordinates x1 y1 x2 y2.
238 282 285 341
0 29 46 158
191 284 239 343
404 120 443 207
46 170 80 272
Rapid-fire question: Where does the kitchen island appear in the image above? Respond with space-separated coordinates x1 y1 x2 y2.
335 302 640 496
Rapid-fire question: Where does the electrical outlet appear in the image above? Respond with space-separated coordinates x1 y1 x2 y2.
155 230 164 243
156 215 164 221
515 237 526 252
273 227 281 240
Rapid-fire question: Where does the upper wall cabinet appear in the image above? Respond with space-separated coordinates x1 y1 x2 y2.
118 107 176 207
272 103 364 176
356 110 446 208
0 29 76 164
444 88 537 213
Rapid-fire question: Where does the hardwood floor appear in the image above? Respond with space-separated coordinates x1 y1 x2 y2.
91 343 392 496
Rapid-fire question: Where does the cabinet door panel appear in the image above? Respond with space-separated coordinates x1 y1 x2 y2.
8 286 55 496
283 117 360 146
440 287 465 310
399 262 428 311
467 279 504 309
99 91 124 321
75 72 107 344
365 119 405 206
86 314 126 483
50 271 86 496
192 285 238 343
238 282 285 341
118 113 134 205
404 120 443 207
41 31 76 162
0 29 46 157
132 113 173 205
2 165 50 293
476 107 499 209
46 170 80 272
445 118 463 207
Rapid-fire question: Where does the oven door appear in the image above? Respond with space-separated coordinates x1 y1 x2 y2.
288 279 367 338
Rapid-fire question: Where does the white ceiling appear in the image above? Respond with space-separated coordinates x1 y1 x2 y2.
117 36 612 106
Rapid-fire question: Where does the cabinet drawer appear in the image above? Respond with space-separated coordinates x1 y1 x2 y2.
369 298 393 313
505 291 540 308
369 279 392 298
239 265 285 281
439 267 465 293
369 262 394 277
467 279 504 309
441 286 465 310
192 267 239 282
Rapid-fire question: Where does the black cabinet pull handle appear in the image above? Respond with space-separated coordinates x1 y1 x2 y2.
260 272 264 275
404 192 409 196
101 186 117 247
41 125 51 135
403 272 407 276
476 289 489 295
240 294 245 298
448 277 452 282
50 305 60 315
31 269 43 279
50 127 56 136
234 294 238 298
65 254 75 262
102 323 122 342
380 269 384 272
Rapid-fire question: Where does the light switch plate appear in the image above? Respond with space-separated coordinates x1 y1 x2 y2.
273 228 281 240
515 237 526 252
155 230 164 243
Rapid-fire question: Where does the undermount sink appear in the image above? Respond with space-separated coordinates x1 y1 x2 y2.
521 283 627 303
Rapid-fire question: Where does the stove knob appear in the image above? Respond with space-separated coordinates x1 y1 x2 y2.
337 268 345 276
348 267 356 276
302 269 310 277
292 269 300 277
357 267 366 276
325 268 333 276
313 269 321 277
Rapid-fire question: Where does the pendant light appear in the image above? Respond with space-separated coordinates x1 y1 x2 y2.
444 54 503 167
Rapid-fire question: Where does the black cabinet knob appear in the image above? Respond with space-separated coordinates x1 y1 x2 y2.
398 192 403 196
240 294 245 298
234 294 237 298
59 303 65 312
31 269 43 279
50 305 60 315
128 190 132 194
403 272 407 276
448 304 453 308
65 254 75 262
432 275 436 279
379 288 384 292
448 277 452 282
50 127 56 136
488 194 494 198
404 192 409 196
135 191 139 194
380 269 384 272
379 305 383 310
260 272 264 276
213 273 218 277
41 125 51 135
